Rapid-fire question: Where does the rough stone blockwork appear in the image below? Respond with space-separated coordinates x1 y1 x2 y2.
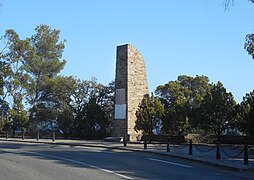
112 44 148 141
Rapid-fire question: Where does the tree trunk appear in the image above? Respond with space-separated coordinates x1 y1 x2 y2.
217 127 221 143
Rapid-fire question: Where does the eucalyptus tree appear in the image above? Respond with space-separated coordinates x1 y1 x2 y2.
1 29 30 135
0 35 11 132
245 34 254 59
0 99 9 132
21 25 66 129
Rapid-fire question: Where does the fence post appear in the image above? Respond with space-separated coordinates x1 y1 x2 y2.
144 136 147 149
189 139 193 155
167 138 170 152
216 142 221 160
52 131 55 142
22 131 25 140
37 129 40 141
123 134 127 147
244 144 249 165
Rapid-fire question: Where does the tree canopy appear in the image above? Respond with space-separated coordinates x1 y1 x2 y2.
1 24 254 141
135 93 164 141
237 91 254 137
245 34 254 59
155 75 212 135
0 25 114 139
195 81 236 140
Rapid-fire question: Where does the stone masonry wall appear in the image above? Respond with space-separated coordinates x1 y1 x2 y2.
112 45 128 137
112 44 148 141
127 45 149 141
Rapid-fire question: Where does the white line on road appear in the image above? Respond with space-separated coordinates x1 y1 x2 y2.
147 158 192 168
30 151 133 180
1 149 133 180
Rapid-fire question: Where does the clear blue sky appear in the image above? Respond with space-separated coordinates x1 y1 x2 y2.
1 0 254 103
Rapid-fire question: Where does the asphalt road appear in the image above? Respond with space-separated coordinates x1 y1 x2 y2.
0 141 253 180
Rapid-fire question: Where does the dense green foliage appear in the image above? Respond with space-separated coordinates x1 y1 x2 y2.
194 82 236 141
1 25 254 140
0 25 113 139
245 34 254 59
154 76 254 140
135 93 164 141
155 75 212 136
236 91 254 137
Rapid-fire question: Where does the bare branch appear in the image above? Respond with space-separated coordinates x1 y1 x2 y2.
223 0 235 11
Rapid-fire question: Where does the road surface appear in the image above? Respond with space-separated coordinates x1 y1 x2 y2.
0 141 253 180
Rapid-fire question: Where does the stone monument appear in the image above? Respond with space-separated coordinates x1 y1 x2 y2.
112 44 148 141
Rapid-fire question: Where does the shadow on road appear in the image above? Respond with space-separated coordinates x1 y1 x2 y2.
0 141 254 180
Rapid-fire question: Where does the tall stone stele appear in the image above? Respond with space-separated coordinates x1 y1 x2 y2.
112 44 148 141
